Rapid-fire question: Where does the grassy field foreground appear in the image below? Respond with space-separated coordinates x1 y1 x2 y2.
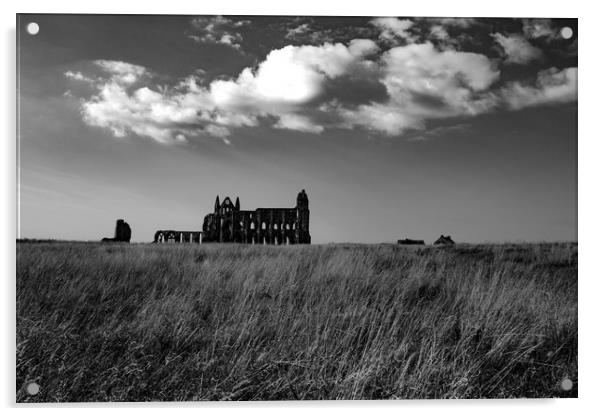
16 242 577 401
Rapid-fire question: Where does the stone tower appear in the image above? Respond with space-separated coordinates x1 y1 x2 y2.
296 189 311 244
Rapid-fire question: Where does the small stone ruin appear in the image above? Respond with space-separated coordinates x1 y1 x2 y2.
434 235 455 245
102 219 131 243
398 238 425 245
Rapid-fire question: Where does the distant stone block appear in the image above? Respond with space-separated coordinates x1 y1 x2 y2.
434 235 455 245
102 219 131 242
114 219 131 242
398 238 425 245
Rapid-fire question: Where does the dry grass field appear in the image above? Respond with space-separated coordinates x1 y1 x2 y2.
16 242 577 401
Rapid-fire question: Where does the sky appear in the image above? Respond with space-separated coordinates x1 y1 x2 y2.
17 15 577 243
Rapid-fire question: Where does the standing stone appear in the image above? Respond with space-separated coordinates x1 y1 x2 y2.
114 219 131 242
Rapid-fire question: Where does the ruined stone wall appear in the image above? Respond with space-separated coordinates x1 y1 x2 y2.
202 191 311 245
154 230 202 244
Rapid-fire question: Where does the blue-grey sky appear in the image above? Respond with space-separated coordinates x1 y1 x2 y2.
17 15 577 243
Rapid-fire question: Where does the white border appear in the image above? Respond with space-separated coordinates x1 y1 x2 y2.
3 1 600 415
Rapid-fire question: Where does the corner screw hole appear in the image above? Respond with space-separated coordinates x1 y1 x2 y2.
26 22 39 36
26 382 40 395
561 27 573 40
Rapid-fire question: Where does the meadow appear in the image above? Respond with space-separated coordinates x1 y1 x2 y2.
16 242 577 401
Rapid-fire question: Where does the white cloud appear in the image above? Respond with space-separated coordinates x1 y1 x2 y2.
204 124 231 138
275 114 324 134
285 23 311 40
210 42 377 110
78 46 364 143
94 60 148 84
403 18 480 51
501 67 577 110
206 41 381 135
190 15 250 49
370 18 416 43
429 25 449 41
491 33 543 64
337 102 424 135
382 42 500 95
334 42 501 135
71 36 577 144
348 38 380 57
64 71 95 83
80 61 222 144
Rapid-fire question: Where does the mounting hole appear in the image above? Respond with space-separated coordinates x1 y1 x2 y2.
26 382 40 395
560 377 573 391
26 22 39 35
560 27 573 40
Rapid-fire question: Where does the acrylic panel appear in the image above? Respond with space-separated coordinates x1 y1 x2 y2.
16 14 577 402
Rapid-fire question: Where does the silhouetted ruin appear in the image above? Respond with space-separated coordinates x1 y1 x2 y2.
202 190 311 245
398 238 425 245
154 230 202 244
434 235 455 245
152 190 310 245
102 219 131 242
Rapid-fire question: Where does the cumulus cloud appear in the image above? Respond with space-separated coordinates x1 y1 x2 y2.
500 67 577 110
333 42 501 135
75 44 377 144
79 61 225 144
375 17 481 50
189 15 250 49
336 102 424 135
210 41 379 111
370 17 416 43
285 23 312 40
70 28 577 144
95 60 148 84
275 114 324 134
491 33 543 64
64 70 95 83
429 25 450 41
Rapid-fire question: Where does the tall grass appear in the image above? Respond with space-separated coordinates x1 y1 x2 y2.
16 242 577 401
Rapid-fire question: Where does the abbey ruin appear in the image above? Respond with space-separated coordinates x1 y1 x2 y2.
153 190 311 245
202 189 311 244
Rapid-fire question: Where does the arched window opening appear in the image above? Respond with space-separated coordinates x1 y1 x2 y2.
262 222 266 230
